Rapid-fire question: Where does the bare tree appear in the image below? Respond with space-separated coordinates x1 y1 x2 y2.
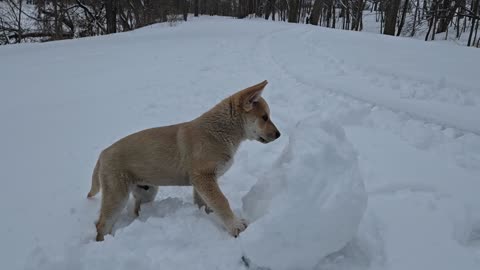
288 0 299 22
397 0 409 35
194 0 199 16
384 0 401 35
0 0 24 43
105 0 117 34
467 0 479 46
309 0 321 25
411 0 420 36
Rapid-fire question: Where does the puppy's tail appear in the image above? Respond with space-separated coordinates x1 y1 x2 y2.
87 159 101 198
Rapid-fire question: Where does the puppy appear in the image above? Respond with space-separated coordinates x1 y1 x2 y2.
88 80 280 241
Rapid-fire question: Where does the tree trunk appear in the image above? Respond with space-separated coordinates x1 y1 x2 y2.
352 0 364 31
265 0 272 19
436 0 456 34
468 0 479 46
436 0 448 34
380 7 384 32
272 1 276 21
423 0 427 18
476 21 480 46
53 0 60 39
332 0 336 28
310 0 322 25
397 0 409 36
425 13 434 40
265 0 276 20
17 0 23 42
384 0 401 35
288 0 299 22
346 2 351 29
194 0 199 16
411 0 419 36
105 0 117 34
431 2 438 40
238 0 248 18
326 0 332 27
183 0 189 21
474 19 479 46
248 0 255 15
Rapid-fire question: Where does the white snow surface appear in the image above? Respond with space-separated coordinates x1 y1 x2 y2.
241 118 367 270
1 16 480 270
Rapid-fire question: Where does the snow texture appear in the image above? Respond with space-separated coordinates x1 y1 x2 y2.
1 16 480 270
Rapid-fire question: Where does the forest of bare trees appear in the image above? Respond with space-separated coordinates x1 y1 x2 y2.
1 0 479 47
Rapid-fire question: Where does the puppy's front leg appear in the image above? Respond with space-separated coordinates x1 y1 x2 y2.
191 169 248 237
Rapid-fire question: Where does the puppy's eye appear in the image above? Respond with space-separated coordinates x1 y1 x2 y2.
262 114 269 121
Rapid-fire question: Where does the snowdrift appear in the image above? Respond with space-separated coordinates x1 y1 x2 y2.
241 117 367 270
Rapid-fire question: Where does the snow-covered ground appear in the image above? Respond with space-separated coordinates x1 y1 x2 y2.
1 16 480 270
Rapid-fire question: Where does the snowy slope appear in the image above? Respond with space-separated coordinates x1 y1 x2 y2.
1 17 480 270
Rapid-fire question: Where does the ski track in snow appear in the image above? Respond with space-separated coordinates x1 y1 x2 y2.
1 17 480 270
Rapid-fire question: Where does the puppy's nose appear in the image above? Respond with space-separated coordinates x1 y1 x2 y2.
275 131 281 139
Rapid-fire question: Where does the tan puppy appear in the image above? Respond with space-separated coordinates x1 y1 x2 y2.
88 80 280 241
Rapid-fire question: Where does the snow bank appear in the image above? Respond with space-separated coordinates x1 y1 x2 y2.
241 117 368 270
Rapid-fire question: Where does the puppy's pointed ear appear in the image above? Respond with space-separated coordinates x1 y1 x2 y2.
238 80 268 112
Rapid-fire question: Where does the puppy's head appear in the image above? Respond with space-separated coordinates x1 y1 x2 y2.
235 80 281 143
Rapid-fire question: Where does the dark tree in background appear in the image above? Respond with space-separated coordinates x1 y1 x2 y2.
105 0 117 34
396 0 409 36
383 0 401 35
468 0 479 45
288 0 300 22
309 0 322 25
194 0 199 16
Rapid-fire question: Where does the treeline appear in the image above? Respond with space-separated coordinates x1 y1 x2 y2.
306 0 479 46
1 0 479 47
0 0 191 43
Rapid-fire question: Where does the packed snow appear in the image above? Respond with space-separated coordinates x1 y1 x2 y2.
1 16 480 270
241 118 367 270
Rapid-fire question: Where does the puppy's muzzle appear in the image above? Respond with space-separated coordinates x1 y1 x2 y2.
258 130 281 143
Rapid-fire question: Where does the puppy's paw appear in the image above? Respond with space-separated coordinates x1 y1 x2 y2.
226 217 248 238
203 205 213 214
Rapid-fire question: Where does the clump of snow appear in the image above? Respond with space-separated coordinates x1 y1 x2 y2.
241 117 367 270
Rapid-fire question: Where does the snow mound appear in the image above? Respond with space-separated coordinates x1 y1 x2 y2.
241 118 368 270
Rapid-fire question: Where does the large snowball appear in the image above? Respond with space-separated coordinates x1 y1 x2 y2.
241 118 367 270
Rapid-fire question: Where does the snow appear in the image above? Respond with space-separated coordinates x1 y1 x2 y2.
1 16 480 270
241 118 367 270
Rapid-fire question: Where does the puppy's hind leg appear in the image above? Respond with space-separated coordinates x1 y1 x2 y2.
194 188 212 213
95 174 130 241
132 185 158 217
